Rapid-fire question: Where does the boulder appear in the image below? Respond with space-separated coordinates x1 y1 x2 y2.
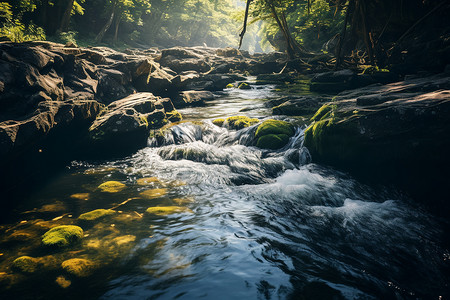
88 93 180 154
173 91 214 107
254 119 295 150
272 96 326 116
304 75 450 208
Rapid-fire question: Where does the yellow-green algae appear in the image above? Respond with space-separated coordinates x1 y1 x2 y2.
166 110 183 122
12 256 38 273
140 188 167 199
226 116 259 130
78 209 115 221
238 82 251 89
61 258 95 277
212 118 225 127
42 225 83 247
56 275 71 288
70 193 90 200
98 181 126 193
136 177 160 185
226 83 234 88
145 206 193 216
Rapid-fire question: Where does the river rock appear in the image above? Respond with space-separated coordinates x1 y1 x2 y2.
88 92 180 153
272 96 326 116
304 75 450 207
173 91 214 107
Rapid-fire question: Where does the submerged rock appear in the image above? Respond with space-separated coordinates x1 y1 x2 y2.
61 258 95 277
139 188 167 199
238 82 251 90
78 209 115 221
136 177 160 185
42 225 84 247
97 181 126 193
145 206 193 216
11 256 39 273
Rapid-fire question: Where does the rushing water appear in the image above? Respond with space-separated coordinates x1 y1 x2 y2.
0 83 449 299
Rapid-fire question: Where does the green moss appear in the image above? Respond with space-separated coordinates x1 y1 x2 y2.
62 258 95 277
78 209 115 221
212 118 225 127
226 116 259 130
145 206 193 216
97 181 126 193
238 82 251 90
166 110 183 122
311 104 334 121
12 256 38 273
256 134 290 150
362 65 389 75
255 119 294 139
226 83 234 88
42 225 84 247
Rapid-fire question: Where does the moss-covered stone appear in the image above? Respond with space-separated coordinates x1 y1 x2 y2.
226 116 259 130
78 209 115 221
226 83 234 88
97 181 126 193
42 225 84 247
255 119 294 139
238 82 251 89
12 256 39 273
139 188 167 199
61 258 95 277
136 177 160 185
212 118 225 127
310 103 333 121
256 134 290 150
56 275 71 288
145 206 193 216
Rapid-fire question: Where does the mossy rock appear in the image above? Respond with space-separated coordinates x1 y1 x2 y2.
256 134 290 150
226 116 259 130
145 206 193 216
42 225 84 247
212 118 225 127
255 119 294 139
61 258 95 277
78 209 115 221
139 188 167 199
311 103 334 121
238 82 251 89
12 256 39 273
226 83 234 88
136 177 160 185
166 110 183 122
97 181 126 193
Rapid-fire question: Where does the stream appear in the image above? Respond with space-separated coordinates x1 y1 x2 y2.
0 81 449 299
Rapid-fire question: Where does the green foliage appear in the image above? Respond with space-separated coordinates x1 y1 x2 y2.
0 2 45 42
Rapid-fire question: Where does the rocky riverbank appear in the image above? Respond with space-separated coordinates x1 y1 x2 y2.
1 41 449 212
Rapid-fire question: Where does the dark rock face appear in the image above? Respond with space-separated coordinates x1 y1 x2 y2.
272 96 326 116
304 75 450 207
88 92 179 154
172 91 214 107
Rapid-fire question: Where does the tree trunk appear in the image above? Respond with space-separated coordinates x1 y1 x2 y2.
95 1 117 43
113 17 120 45
57 0 75 34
